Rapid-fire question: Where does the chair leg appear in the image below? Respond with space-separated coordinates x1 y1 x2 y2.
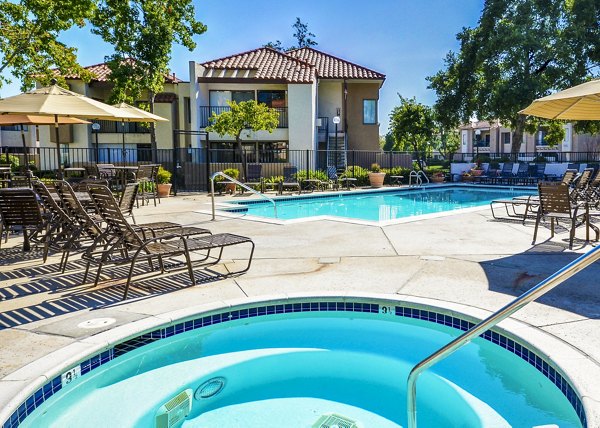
185 252 196 286
93 263 103 286
532 212 541 244
83 262 91 283
123 261 136 300
569 219 576 249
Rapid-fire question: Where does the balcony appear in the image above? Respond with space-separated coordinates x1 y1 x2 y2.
199 106 288 128
94 120 151 134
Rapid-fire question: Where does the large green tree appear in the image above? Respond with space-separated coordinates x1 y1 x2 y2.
0 0 95 91
428 0 600 155
91 0 206 148
389 96 436 170
206 100 279 181
264 17 317 52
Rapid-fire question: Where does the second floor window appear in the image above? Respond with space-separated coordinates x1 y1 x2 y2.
258 90 286 108
501 132 510 145
363 99 377 124
209 90 254 107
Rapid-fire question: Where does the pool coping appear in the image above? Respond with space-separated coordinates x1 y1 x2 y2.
198 183 538 226
1 292 597 427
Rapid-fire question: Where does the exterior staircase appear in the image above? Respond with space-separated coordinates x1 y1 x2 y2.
327 132 347 169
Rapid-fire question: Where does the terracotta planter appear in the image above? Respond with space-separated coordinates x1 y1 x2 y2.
368 172 386 188
431 176 445 183
225 183 237 194
471 169 483 176
157 183 172 198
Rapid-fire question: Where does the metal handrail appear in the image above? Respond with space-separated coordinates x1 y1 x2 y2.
406 244 600 428
408 171 422 187
418 170 430 184
209 171 277 220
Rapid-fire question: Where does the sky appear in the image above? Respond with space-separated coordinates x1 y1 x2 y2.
0 0 484 134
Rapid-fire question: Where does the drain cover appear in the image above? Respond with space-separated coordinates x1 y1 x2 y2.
77 318 116 329
195 377 226 399
312 413 358 428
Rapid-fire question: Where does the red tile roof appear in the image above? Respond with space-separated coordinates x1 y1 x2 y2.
200 47 315 83
199 47 385 83
61 59 183 84
287 47 385 80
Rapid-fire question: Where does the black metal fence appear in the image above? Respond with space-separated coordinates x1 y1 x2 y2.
452 151 600 163
0 146 413 192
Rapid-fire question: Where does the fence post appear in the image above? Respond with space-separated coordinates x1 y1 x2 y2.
306 149 310 179
172 130 179 196
205 143 211 193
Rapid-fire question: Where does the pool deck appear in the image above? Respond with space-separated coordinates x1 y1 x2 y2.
1 185 600 424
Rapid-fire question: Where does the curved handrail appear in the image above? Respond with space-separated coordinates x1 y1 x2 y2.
406 244 600 428
408 171 421 187
417 170 430 184
209 171 277 220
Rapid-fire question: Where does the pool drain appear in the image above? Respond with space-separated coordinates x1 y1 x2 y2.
312 413 359 428
194 377 226 399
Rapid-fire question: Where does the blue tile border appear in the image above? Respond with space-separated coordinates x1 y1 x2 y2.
2 299 586 428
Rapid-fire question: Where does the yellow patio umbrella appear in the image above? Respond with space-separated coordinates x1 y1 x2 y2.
0 82 140 175
0 114 90 168
111 102 169 161
520 79 600 120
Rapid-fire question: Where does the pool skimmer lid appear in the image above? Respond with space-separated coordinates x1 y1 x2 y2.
194 377 226 399
313 413 359 428
77 318 116 329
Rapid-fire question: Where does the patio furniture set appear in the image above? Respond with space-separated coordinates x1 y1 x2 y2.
0 175 254 300
490 168 600 248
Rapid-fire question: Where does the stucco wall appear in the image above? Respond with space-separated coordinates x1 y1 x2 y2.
287 83 316 151
346 82 380 151
317 81 343 126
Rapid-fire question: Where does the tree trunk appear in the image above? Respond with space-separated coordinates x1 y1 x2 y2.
510 114 526 161
413 141 424 171
236 133 247 182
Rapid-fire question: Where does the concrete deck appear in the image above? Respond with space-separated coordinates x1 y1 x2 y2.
1 188 599 423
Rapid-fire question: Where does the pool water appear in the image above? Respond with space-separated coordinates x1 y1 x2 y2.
22 312 581 428
230 186 536 222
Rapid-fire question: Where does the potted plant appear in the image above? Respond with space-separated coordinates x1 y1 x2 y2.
156 166 172 197
368 163 386 188
430 172 445 183
461 171 474 182
222 168 239 194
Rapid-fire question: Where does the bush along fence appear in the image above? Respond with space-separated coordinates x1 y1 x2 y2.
0 146 414 192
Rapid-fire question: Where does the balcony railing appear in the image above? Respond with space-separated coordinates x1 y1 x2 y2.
94 120 151 134
199 106 288 128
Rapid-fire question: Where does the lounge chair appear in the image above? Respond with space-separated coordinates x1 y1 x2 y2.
490 194 539 224
136 164 159 206
571 168 594 202
325 166 341 190
0 188 49 252
84 185 254 299
244 164 264 193
532 182 598 249
496 162 515 185
280 166 301 195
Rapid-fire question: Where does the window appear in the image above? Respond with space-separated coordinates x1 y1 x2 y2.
501 132 511 145
209 141 288 163
184 97 191 123
363 99 377 124
536 129 548 146
209 90 255 107
137 144 152 162
232 91 254 103
257 90 286 108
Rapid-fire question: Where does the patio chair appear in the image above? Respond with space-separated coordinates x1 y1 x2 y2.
490 194 539 224
532 182 598 249
325 166 341 190
85 185 254 299
0 188 49 252
244 164 264 193
571 168 594 202
32 180 90 270
280 166 301 195
136 164 159 207
497 162 514 184
54 180 104 245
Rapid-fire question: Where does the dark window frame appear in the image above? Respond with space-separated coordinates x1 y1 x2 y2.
363 99 377 125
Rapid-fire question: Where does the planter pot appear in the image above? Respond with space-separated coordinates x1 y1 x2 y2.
368 172 386 188
157 183 172 198
225 183 237 194
462 175 474 182
431 176 445 183
471 169 483 176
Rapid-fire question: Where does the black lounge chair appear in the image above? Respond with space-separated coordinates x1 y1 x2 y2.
280 166 301 195
0 188 49 252
244 164 264 193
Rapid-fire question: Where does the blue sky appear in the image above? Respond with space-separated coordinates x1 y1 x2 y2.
1 0 484 133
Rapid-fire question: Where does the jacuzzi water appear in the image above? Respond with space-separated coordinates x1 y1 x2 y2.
21 312 581 428
229 186 536 222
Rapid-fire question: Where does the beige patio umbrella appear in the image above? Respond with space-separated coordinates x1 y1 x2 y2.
0 83 140 175
0 114 90 168
111 102 168 161
520 79 600 120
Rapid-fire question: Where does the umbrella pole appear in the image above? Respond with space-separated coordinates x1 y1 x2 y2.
122 121 126 164
20 124 31 186
54 115 62 179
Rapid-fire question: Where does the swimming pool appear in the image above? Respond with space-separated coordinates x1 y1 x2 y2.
8 297 584 428
222 185 536 224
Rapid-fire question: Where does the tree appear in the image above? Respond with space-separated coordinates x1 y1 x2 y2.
389 96 436 171
264 17 317 52
91 0 206 149
0 0 95 91
428 0 600 156
206 100 279 181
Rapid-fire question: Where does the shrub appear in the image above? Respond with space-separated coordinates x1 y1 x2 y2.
343 165 369 186
296 169 328 182
0 154 20 171
156 166 172 184
370 163 382 172
382 166 411 184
